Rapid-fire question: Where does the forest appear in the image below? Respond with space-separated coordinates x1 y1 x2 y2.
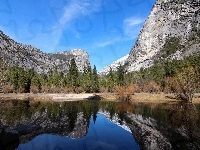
0 50 200 103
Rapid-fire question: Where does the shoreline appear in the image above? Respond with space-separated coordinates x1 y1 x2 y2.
0 93 200 104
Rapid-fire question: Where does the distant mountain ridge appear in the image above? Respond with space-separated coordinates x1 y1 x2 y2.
100 0 200 74
0 30 89 74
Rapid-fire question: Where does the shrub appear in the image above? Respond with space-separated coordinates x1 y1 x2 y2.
114 85 134 102
48 87 61 93
30 85 40 94
100 87 108 93
2 84 14 93
165 66 199 102
63 87 73 93
144 81 160 93
132 83 141 93
41 86 50 93
74 87 83 94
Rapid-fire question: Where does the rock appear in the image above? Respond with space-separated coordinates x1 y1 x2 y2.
127 0 199 72
100 0 200 73
0 30 90 74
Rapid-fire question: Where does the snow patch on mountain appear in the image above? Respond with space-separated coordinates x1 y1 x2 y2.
99 54 129 75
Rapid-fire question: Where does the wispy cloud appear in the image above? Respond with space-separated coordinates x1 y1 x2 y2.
123 16 144 37
53 0 100 49
94 16 144 48
96 37 121 47
57 1 90 29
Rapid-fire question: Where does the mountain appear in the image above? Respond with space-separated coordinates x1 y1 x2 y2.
50 49 89 73
100 0 200 73
99 54 129 75
0 30 89 74
127 0 199 72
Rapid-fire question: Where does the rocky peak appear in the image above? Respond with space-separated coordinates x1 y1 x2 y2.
100 0 199 73
0 30 89 74
56 49 89 73
127 0 200 71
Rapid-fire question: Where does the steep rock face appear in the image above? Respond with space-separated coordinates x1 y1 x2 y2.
127 0 200 71
0 30 89 74
128 0 200 71
0 30 54 74
100 0 200 73
51 49 89 73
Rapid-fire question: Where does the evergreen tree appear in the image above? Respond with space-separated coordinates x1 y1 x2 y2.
8 65 20 91
116 64 126 86
0 59 8 89
92 65 100 93
39 72 48 86
81 63 92 92
68 58 80 88
8 65 34 92
50 67 64 87
31 75 42 92
107 67 116 92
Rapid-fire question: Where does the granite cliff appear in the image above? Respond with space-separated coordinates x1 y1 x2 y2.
100 0 200 73
0 30 89 74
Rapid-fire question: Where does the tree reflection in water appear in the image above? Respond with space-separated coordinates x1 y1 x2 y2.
168 102 200 149
0 100 200 149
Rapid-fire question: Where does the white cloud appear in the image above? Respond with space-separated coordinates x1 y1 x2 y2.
96 37 121 47
123 16 144 37
53 0 101 48
94 16 144 48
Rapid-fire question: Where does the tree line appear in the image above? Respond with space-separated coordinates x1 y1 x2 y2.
1 51 200 102
2 58 100 94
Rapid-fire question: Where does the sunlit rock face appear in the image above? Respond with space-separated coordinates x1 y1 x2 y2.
0 30 89 74
127 0 200 71
100 0 199 73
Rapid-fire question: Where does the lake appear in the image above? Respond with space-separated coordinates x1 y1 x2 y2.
0 100 200 150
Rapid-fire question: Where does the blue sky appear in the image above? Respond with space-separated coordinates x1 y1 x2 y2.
0 0 156 71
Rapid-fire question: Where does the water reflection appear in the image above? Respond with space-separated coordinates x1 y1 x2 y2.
17 114 139 150
0 129 19 150
0 100 200 149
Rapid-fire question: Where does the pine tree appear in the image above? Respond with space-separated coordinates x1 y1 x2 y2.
0 59 8 90
31 75 42 92
116 64 126 86
39 72 48 86
8 65 21 92
107 67 116 92
92 65 100 93
68 58 80 88
81 63 92 93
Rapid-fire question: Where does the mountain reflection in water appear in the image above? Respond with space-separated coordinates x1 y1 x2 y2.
0 100 200 150
18 114 138 150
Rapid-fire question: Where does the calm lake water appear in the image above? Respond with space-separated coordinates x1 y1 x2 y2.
17 114 139 150
0 100 200 150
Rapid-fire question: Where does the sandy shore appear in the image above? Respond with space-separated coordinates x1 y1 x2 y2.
0 92 200 103
0 93 96 102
